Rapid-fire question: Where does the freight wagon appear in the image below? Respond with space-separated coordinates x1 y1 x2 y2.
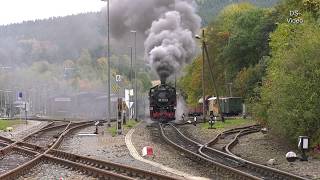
208 97 243 116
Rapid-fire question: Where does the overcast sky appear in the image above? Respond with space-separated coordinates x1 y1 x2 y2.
0 0 106 25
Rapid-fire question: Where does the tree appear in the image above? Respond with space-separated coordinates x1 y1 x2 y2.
137 72 152 92
180 3 276 106
255 21 320 145
233 57 267 99
178 57 203 106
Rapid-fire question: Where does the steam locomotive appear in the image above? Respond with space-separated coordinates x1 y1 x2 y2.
149 82 176 122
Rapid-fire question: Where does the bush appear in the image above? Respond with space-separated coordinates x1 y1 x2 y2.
255 22 320 145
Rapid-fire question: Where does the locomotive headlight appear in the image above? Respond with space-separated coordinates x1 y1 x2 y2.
150 107 153 110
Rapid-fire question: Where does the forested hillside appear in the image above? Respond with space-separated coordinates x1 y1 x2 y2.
0 12 105 66
180 0 320 146
0 12 152 96
0 0 279 66
196 0 279 25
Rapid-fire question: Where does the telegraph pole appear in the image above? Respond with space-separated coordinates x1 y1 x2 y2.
129 46 133 119
202 29 206 122
203 38 224 122
101 0 111 126
196 30 224 122
131 30 137 121
107 0 111 126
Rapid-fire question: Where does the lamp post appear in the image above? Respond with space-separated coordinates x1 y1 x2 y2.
131 30 137 121
129 46 133 119
0 90 3 117
101 0 111 126
195 30 206 122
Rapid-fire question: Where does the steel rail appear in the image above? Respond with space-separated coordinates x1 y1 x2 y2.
0 121 74 179
0 122 54 155
43 155 136 180
161 123 308 180
203 126 310 180
160 123 260 180
1 121 176 180
222 129 308 180
47 149 177 180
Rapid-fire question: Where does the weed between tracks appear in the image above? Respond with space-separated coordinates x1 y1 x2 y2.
0 119 24 130
107 119 139 137
201 118 254 129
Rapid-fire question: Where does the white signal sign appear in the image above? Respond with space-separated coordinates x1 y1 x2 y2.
116 75 122 82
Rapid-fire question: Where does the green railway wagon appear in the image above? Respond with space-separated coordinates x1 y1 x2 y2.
220 97 243 116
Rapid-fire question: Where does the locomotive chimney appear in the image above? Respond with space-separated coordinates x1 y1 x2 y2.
160 77 166 85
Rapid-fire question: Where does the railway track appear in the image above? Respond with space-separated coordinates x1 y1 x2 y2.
207 125 261 151
0 119 177 180
24 122 70 148
160 123 309 180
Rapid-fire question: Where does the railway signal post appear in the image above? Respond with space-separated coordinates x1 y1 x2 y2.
208 113 216 129
116 75 123 135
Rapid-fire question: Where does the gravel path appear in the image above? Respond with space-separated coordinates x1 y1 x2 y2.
58 123 179 178
132 121 225 179
19 163 96 180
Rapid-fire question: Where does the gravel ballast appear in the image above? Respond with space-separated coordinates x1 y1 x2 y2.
175 120 320 180
132 121 225 179
0 152 32 174
58 123 180 178
19 163 96 180
233 132 320 179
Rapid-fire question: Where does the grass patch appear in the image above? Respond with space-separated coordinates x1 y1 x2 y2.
124 119 138 129
0 119 24 130
201 118 253 129
106 119 139 137
107 126 117 137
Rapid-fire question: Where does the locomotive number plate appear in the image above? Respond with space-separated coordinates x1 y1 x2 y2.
158 98 168 102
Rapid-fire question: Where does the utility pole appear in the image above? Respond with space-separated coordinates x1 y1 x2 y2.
107 0 111 126
101 0 111 126
227 82 233 97
129 46 133 119
131 30 137 121
203 38 224 122
202 29 206 122
196 30 224 122
0 90 2 117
